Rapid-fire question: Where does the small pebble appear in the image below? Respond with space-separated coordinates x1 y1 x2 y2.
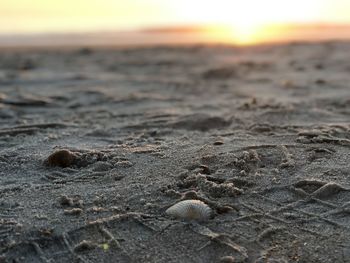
315 79 326 85
59 195 74 206
213 140 224 145
199 165 211 175
59 195 83 208
314 63 324 70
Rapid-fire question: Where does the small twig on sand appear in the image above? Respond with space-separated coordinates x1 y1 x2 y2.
0 127 39 136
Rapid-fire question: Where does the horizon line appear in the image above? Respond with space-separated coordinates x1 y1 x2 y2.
1 22 350 48
1 22 350 37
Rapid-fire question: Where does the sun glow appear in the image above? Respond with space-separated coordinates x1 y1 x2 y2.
202 24 285 45
173 0 325 44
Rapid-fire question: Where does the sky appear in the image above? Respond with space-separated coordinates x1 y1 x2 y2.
0 0 350 44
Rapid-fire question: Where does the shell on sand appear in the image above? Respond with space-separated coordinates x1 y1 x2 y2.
46 149 76 168
165 200 212 221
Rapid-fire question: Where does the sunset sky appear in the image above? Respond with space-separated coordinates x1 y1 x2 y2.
1 0 350 44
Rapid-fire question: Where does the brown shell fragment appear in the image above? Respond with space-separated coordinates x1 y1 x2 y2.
45 149 76 168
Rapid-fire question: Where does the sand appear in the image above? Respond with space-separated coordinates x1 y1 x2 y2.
0 42 350 262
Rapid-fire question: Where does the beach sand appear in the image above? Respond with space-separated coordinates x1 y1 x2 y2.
0 42 350 262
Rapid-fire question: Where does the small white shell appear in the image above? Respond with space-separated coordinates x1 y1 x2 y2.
165 200 212 221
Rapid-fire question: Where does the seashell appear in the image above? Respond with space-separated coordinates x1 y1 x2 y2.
165 200 212 221
45 149 76 168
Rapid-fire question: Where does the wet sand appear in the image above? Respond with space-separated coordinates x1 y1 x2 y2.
0 42 350 262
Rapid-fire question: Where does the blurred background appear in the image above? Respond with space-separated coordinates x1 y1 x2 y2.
1 0 350 47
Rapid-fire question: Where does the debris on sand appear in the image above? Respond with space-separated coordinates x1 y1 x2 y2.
59 195 84 208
